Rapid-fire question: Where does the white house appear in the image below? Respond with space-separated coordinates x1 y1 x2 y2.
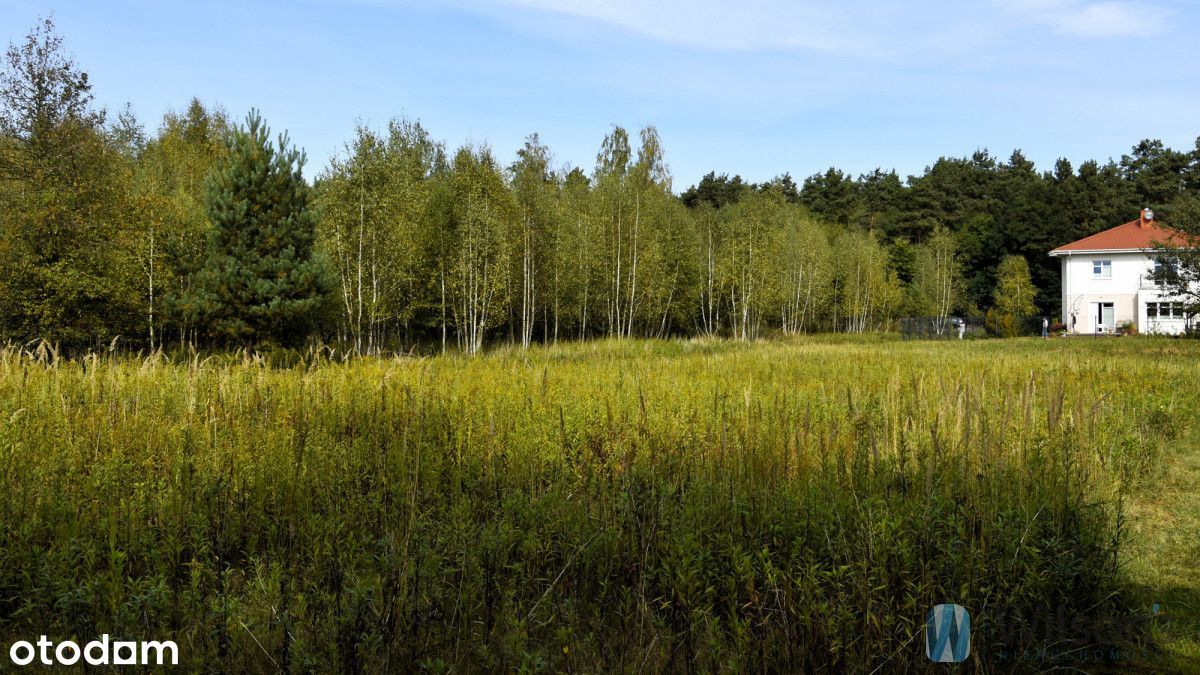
1050 208 1192 335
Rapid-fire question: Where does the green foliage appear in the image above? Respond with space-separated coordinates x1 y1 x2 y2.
800 167 857 224
701 190 835 337
444 144 517 353
0 17 141 348
991 255 1038 327
510 133 558 348
1150 194 1200 319
184 110 328 348
0 337 1178 670
314 118 441 353
586 125 686 339
1122 139 1190 207
906 226 962 321
132 98 231 348
680 171 751 209
6 17 1200 354
790 149 1144 314
833 229 903 332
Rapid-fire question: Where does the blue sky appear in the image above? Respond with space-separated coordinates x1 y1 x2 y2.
3 0 1198 189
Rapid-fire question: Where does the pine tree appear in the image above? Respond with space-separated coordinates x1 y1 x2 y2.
185 110 327 347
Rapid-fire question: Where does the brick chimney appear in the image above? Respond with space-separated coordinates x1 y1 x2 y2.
1139 207 1154 228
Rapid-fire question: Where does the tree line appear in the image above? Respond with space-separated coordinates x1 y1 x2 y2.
2 19 1198 353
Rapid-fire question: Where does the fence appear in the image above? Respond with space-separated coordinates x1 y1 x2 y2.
899 316 1051 340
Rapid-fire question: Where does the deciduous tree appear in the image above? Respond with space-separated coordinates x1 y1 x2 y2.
0 17 140 348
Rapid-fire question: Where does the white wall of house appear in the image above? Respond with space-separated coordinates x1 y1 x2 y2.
1056 251 1191 335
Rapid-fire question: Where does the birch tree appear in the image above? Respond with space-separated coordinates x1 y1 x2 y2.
594 126 631 337
445 145 514 354
694 204 723 335
591 125 675 338
623 126 674 337
775 209 832 334
139 100 230 348
908 226 962 333
317 126 385 353
557 167 597 339
316 118 440 353
649 196 698 338
510 134 555 348
717 190 777 339
833 229 902 333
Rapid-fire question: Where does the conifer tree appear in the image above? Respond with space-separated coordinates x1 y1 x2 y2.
186 110 327 347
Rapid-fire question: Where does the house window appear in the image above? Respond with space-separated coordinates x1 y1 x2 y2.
1153 259 1180 275
1151 260 1181 289
1092 260 1112 279
1148 302 1186 320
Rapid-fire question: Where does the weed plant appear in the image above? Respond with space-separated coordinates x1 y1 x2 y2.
0 337 1188 671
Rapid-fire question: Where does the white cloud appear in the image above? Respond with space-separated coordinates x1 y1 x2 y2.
1000 0 1169 37
442 0 1173 61
468 0 871 53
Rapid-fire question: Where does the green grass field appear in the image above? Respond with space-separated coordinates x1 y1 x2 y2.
0 337 1196 671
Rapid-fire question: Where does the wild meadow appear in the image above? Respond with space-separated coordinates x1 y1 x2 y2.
0 336 1194 671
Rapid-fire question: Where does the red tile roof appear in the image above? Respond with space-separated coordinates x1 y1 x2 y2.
1050 215 1189 254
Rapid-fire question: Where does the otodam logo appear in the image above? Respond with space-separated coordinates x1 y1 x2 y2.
926 604 971 663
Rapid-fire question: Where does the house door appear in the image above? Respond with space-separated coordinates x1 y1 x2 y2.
1096 302 1114 332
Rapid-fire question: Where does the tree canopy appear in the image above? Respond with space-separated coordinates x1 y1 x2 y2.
183 110 327 347
3 17 1199 353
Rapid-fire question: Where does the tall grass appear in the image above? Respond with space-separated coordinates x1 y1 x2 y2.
0 337 1188 671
